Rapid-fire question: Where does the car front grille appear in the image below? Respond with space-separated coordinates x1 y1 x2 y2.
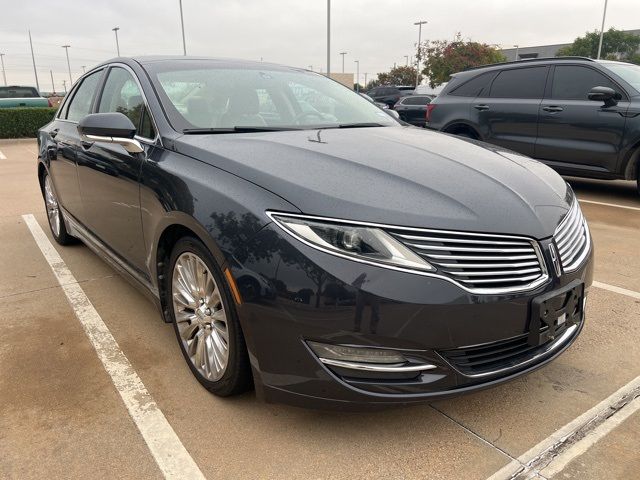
438 324 577 377
389 228 547 294
553 200 590 273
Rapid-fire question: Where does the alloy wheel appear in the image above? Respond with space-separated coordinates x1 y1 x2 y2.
44 175 61 237
171 252 230 381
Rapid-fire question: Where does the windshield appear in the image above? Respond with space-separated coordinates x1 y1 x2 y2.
148 62 397 132
0 87 39 98
605 63 640 92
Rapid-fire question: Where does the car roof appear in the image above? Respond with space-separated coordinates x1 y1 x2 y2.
94 55 305 72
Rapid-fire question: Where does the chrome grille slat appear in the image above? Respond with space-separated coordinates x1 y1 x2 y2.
388 228 547 293
428 253 538 261
434 260 540 269
448 267 541 277
406 243 533 253
553 199 590 273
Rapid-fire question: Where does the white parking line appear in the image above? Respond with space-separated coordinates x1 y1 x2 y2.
539 394 640 477
593 280 640 300
579 199 640 211
22 214 206 480
486 375 640 480
0 150 6 159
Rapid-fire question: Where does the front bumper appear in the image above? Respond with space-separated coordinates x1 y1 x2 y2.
229 224 594 409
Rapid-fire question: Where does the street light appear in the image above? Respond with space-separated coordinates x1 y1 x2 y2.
339 51 347 73
513 45 519 61
62 45 72 85
404 55 409 66
29 30 40 91
179 0 187 55
112 27 121 56
354 59 360 93
414 20 427 88
597 0 609 59
0 53 6 86
326 0 331 76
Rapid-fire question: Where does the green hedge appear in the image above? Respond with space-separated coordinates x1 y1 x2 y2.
0 107 58 138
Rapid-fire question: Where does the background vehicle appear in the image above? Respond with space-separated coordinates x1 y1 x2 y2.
393 94 432 127
426 57 640 193
38 57 592 409
0 85 50 108
360 92 389 109
366 85 414 108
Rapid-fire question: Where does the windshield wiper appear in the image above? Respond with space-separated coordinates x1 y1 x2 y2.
182 126 301 134
334 122 386 129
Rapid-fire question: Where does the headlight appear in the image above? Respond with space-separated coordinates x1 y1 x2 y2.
268 213 434 272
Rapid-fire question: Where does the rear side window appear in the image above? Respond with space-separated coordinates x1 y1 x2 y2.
65 71 103 121
489 67 547 99
551 65 616 100
450 72 496 97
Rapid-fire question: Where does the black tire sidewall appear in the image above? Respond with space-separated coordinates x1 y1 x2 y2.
167 236 249 396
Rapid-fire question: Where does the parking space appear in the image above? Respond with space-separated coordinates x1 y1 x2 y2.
1 139 639 479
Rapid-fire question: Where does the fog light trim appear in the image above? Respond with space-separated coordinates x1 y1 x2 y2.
319 357 437 373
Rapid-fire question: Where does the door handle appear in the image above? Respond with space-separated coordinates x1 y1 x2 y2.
474 104 489 111
543 106 564 113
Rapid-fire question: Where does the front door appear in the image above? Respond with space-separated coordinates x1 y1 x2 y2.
76 66 155 275
535 65 628 175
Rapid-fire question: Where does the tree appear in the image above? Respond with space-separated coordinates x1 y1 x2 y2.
420 34 506 87
365 65 421 89
557 28 640 63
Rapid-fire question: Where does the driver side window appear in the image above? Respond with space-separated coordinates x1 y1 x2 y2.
98 67 145 132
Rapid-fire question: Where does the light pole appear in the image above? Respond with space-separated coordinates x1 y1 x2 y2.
326 0 331 77
414 20 427 88
62 45 72 85
29 30 40 91
112 27 121 56
50 70 55 93
513 45 519 61
404 55 409 66
0 53 6 86
179 0 187 55
339 51 347 73
354 60 360 92
597 0 609 59
62 79 67 93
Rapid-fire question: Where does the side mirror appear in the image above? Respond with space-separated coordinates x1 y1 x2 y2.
78 112 143 153
588 86 621 107
387 109 400 120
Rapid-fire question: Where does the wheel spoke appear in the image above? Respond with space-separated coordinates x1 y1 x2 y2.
171 251 231 382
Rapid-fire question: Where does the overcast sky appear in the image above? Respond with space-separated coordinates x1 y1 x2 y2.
1 0 637 91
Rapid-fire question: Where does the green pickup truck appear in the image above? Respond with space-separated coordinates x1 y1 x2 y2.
0 86 50 108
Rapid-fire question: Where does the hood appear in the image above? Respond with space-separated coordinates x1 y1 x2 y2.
175 126 571 239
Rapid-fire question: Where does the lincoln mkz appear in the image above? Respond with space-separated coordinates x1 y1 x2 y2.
37 57 593 408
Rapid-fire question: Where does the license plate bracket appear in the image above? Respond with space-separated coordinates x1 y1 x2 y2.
528 280 584 347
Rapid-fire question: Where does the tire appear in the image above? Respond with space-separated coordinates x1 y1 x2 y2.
166 236 251 396
42 172 76 245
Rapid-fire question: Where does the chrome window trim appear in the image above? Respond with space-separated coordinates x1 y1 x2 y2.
267 211 551 296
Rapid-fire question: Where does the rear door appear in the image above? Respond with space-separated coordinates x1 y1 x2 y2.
535 64 628 174
473 66 548 156
76 65 158 274
47 69 105 221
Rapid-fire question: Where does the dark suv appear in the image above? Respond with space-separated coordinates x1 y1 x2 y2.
427 58 640 192
366 85 414 108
